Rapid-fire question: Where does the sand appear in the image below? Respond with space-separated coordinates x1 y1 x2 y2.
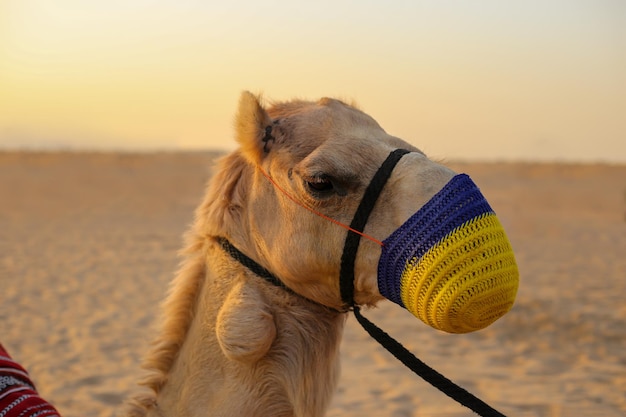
1 151 625 417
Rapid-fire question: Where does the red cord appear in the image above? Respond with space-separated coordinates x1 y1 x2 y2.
259 167 384 246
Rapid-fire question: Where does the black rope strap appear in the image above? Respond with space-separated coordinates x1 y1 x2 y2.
339 148 411 306
353 306 506 416
337 148 507 417
217 237 343 314
218 237 290 291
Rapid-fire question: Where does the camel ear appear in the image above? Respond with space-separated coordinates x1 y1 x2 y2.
234 91 273 164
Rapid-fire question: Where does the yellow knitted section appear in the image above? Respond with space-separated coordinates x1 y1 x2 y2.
399 213 519 333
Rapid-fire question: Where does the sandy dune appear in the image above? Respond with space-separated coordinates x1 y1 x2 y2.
1 151 625 417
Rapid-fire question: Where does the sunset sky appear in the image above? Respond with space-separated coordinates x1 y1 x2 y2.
1 1 625 161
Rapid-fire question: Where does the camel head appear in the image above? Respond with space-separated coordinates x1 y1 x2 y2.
204 91 518 333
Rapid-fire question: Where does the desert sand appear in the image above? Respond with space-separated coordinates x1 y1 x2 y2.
1 151 625 417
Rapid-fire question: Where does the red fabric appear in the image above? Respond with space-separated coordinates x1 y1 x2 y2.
0 344 61 417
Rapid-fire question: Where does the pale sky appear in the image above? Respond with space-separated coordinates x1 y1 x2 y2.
1 1 625 161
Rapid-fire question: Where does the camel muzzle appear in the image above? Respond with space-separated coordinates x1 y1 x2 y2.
377 173 519 334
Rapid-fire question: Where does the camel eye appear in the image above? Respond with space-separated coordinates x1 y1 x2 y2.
305 175 334 194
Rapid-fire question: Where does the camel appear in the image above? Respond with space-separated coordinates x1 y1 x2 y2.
121 91 517 417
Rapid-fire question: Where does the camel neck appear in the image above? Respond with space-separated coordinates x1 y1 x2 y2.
152 240 345 417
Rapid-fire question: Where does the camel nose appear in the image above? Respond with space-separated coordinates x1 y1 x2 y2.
377 174 519 333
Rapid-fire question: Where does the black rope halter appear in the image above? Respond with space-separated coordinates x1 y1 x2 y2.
218 143 507 417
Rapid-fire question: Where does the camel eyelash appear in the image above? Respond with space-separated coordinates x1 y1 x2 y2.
303 174 335 194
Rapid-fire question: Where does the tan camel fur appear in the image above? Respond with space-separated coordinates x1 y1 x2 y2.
122 92 455 417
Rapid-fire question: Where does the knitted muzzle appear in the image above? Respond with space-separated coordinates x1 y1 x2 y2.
377 174 519 334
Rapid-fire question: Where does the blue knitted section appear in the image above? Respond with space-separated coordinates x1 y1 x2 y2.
377 174 494 307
